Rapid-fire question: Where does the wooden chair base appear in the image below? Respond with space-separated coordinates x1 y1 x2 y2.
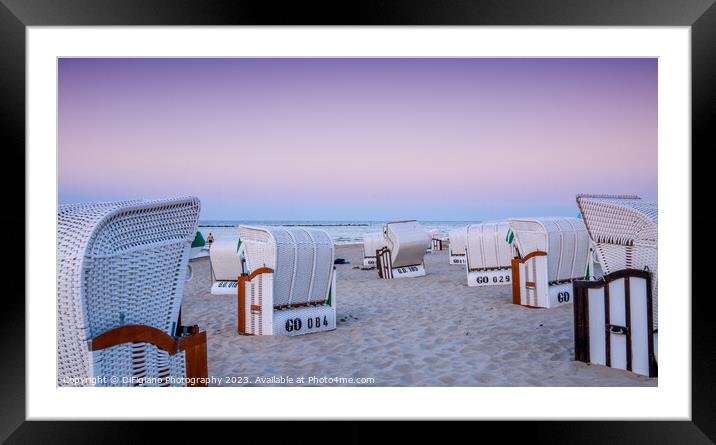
90 324 208 387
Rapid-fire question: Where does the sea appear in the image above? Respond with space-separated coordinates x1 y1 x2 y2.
197 221 482 245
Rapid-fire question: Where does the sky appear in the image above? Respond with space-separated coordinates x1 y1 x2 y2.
58 58 657 221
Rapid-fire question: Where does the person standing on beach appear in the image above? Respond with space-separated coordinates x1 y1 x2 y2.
207 233 214 245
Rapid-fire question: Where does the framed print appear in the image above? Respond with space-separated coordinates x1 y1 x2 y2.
3 0 714 441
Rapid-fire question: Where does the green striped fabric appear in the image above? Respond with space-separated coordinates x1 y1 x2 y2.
505 228 515 245
191 231 206 248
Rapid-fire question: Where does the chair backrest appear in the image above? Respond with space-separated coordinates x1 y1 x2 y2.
239 225 334 306
465 222 512 269
576 194 658 328
57 196 200 384
448 226 468 255
576 194 657 261
363 232 387 257
209 237 243 281
509 217 590 282
384 220 430 268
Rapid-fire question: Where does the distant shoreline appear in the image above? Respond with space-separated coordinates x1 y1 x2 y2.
197 221 478 245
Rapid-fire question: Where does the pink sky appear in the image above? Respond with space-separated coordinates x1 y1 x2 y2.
58 58 657 220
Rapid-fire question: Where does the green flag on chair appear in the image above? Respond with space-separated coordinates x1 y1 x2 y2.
191 231 206 248
505 228 515 245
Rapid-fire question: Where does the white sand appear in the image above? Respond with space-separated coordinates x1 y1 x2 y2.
181 244 657 387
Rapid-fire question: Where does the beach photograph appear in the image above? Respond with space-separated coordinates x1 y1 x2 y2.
57 57 658 387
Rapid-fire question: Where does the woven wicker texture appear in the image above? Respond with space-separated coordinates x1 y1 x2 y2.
448 226 468 257
576 194 658 329
363 232 387 258
57 196 200 386
239 226 334 306
384 220 430 268
509 217 590 283
465 222 512 270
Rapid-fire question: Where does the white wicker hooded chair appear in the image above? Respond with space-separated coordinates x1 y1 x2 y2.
376 220 430 279
362 232 387 267
464 222 514 286
429 228 443 252
448 227 468 265
236 225 337 336
576 194 658 328
209 237 243 295
466 222 512 270
573 194 658 377
508 217 591 308
57 196 207 387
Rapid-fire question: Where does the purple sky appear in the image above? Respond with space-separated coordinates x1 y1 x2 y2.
58 58 657 220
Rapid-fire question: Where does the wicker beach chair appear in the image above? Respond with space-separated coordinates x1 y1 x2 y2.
509 217 591 308
237 225 336 336
573 194 658 376
464 222 513 286
209 237 243 295
362 232 387 268
448 226 468 265
189 231 209 260
429 228 444 252
57 196 208 387
575 194 658 327
376 220 430 279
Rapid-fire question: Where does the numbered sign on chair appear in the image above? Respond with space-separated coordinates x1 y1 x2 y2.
237 225 337 337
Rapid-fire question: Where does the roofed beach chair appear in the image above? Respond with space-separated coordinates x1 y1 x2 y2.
509 217 592 308
376 220 430 279
189 231 209 260
464 222 514 286
209 237 243 295
429 228 444 252
573 194 658 377
237 225 336 336
362 232 387 268
57 196 208 387
448 226 468 265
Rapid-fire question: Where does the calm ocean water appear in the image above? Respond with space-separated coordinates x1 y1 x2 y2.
198 221 481 245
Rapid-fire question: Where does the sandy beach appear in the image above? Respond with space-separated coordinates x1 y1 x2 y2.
181 244 657 387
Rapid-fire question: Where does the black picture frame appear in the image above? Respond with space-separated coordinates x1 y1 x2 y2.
3 0 713 442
